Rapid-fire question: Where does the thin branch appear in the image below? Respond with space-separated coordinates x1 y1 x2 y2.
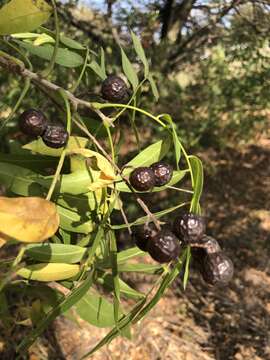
0 52 106 119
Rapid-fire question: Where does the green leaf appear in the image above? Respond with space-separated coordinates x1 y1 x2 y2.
116 169 188 193
40 27 86 50
97 272 144 300
88 60 106 80
59 228 71 245
56 192 101 213
0 162 44 196
76 290 121 328
148 73 159 101
23 136 89 157
121 47 138 90
158 114 181 168
57 205 94 234
117 263 163 274
51 169 100 195
0 153 57 172
131 31 149 77
15 40 84 68
25 243 87 264
118 137 171 178
17 263 80 282
17 271 94 353
59 35 85 50
0 0 52 35
117 247 146 263
183 246 191 290
189 155 204 214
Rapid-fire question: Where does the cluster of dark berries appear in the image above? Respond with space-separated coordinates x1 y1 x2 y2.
101 75 129 103
173 213 234 286
19 109 69 148
129 162 173 191
133 212 234 286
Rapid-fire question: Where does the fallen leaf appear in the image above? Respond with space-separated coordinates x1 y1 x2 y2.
0 197 59 243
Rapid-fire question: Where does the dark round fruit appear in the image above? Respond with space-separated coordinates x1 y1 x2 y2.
101 75 128 102
201 252 234 286
173 212 206 244
132 224 156 252
129 167 155 192
150 162 173 187
201 235 221 254
42 124 69 148
19 109 48 137
191 236 221 268
147 229 180 263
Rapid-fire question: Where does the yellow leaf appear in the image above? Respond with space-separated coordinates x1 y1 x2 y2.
70 149 115 180
88 179 114 191
0 197 59 243
17 263 80 282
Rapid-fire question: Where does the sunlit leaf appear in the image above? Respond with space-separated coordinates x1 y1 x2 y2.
189 155 204 214
25 243 87 263
15 40 84 68
121 47 138 90
33 33 55 46
117 263 163 274
17 263 80 282
131 31 149 77
117 137 171 179
23 136 89 157
0 197 59 243
0 0 52 35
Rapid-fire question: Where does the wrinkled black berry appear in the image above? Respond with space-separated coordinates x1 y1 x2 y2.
19 109 48 137
201 252 234 286
129 167 155 192
101 75 128 102
201 235 221 254
192 235 221 268
150 162 173 187
173 212 206 244
132 224 156 252
42 124 69 148
147 229 180 263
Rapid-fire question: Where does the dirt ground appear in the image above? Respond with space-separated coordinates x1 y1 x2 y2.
1 136 270 360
